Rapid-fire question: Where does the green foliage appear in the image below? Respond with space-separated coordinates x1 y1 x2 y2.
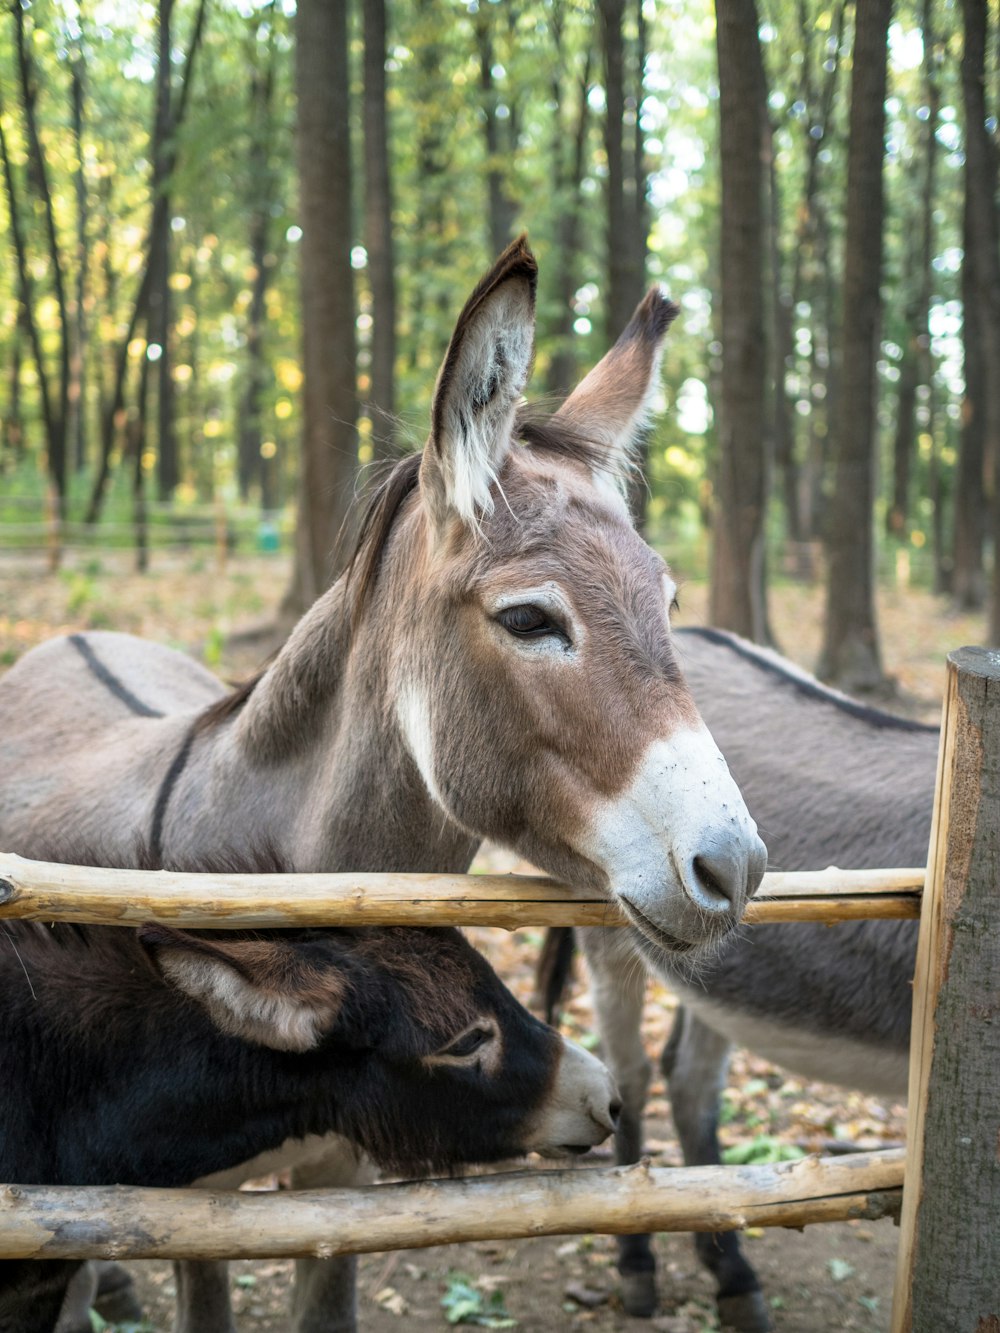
0 0 971 573
721 1134 806 1166
441 1274 518 1327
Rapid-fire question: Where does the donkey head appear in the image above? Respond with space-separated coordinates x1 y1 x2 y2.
370 238 766 954
140 923 618 1173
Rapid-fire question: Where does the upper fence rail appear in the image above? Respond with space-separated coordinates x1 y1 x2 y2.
0 854 924 928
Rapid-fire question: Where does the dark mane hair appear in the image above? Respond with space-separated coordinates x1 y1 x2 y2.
196 410 617 731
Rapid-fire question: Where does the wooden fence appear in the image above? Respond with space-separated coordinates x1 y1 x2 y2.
1 645 997 1331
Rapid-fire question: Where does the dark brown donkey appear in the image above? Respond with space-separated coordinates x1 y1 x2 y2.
0 240 765 1333
1 854 617 1333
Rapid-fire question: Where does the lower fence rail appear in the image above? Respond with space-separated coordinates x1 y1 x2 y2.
0 1150 905 1262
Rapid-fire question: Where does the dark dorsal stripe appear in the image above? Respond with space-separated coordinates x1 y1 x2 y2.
69 634 165 719
676 626 939 735
149 724 199 865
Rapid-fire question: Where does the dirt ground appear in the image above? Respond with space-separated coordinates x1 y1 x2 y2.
1 546 982 1332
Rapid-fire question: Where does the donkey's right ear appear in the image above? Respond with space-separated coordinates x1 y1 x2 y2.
421 236 537 534
139 924 347 1052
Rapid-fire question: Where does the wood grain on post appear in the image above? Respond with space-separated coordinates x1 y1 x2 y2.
892 648 1000 1331
0 856 923 929
0 1150 904 1262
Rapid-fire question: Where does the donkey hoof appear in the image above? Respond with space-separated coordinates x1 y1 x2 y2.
620 1271 658 1318
717 1289 773 1332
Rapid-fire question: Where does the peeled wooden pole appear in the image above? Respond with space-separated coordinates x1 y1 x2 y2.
0 856 923 928
0 1151 904 1262
892 648 1000 1331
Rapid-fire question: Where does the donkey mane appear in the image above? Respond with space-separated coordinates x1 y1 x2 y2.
196 409 619 736
677 626 938 735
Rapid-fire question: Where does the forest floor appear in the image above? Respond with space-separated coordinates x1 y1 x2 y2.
0 546 986 1332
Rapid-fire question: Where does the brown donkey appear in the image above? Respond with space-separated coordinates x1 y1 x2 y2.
0 239 765 1333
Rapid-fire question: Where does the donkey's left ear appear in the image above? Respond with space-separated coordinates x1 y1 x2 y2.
421 235 537 532
555 287 679 484
139 924 346 1052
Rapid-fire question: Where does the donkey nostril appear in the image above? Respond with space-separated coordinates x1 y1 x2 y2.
609 1098 623 1126
689 849 744 911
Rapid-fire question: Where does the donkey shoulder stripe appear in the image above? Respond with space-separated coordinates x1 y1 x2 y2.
69 634 166 719
149 725 199 864
675 627 937 735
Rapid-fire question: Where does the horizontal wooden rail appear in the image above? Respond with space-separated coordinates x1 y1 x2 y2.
0 1150 904 1262
0 855 924 928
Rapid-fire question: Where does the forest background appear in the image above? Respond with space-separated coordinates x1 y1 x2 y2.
0 0 998 695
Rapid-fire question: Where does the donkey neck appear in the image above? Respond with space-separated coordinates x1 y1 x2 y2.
190 578 478 874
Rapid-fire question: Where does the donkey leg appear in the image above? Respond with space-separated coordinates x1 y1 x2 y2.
664 1011 772 1333
92 1260 144 1324
172 1261 237 1333
53 1261 98 1333
581 928 658 1317
289 1142 376 1333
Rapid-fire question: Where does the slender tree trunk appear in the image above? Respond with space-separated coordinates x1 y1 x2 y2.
818 0 892 691
84 0 207 523
954 206 987 608
3 311 27 460
363 0 397 459
282 0 358 616
238 10 278 500
599 0 649 522
543 30 593 397
6 2 71 517
151 0 177 501
708 0 771 644
70 38 89 474
475 5 518 259
961 0 1000 639
888 0 940 543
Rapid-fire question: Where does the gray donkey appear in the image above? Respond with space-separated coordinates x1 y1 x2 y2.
0 240 765 1333
570 626 938 1331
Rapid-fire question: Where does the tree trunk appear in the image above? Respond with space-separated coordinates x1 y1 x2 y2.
599 0 649 523
961 0 1000 641
282 0 358 617
475 6 518 260
817 0 892 692
543 25 593 398
70 38 89 474
84 0 207 524
887 0 939 544
363 0 397 460
237 10 278 501
151 0 177 502
953 210 987 609
708 0 771 645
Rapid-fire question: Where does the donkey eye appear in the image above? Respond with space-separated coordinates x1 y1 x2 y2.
497 604 566 641
440 1026 492 1059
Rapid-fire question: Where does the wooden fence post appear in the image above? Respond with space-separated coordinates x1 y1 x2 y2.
892 647 1000 1331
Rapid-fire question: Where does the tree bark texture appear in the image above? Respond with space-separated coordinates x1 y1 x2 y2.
960 0 1000 640
892 647 1000 1330
238 9 278 501
542 18 593 397
953 201 987 609
818 0 892 691
0 1152 903 1263
599 0 649 524
708 0 771 644
363 0 398 459
0 855 923 931
284 0 358 614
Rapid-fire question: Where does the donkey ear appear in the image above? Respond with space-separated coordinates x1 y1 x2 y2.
139 925 346 1052
421 235 537 531
555 287 679 481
